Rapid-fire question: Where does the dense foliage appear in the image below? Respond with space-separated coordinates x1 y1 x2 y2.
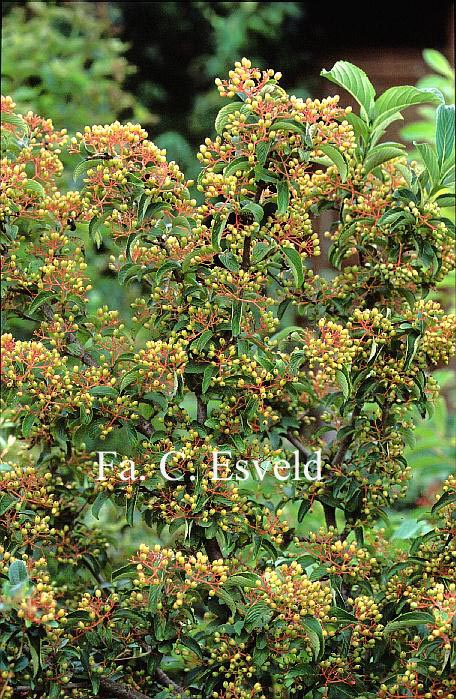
1 1 153 133
1 59 455 699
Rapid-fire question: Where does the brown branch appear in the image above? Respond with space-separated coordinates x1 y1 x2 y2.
204 537 223 561
196 392 207 424
136 416 154 438
286 431 309 459
13 673 185 699
323 503 337 530
241 182 265 271
100 678 153 699
332 404 361 467
322 405 362 533
155 668 188 696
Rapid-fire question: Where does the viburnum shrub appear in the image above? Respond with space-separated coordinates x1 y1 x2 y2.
0 59 455 699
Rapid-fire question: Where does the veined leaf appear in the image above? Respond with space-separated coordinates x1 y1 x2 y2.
231 301 243 336
404 329 421 369
317 143 348 182
364 145 405 174
436 104 455 164
424 48 454 78
73 158 108 181
255 140 270 166
269 119 306 135
8 560 28 585
202 364 216 393
211 212 229 251
190 330 213 353
384 611 434 636
321 61 375 119
282 247 304 287
28 291 54 315
335 369 350 399
224 156 251 178
241 200 264 223
215 102 242 135
301 616 324 661
24 179 46 198
432 490 456 514
276 180 290 214
244 602 274 632
373 86 441 128
1 112 29 134
415 142 440 187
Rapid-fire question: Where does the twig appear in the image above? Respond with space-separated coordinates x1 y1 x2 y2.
286 431 309 459
241 182 265 271
100 678 153 699
155 668 188 696
332 404 361 467
323 503 336 530
323 405 362 533
196 392 207 424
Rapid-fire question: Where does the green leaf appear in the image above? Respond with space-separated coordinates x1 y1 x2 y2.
126 487 138 526
301 616 324 660
384 611 434 636
436 104 455 164
255 141 270 166
215 103 242 135
231 301 243 336
73 158 108 181
282 247 304 288
321 61 375 119
297 499 311 522
202 364 216 393
8 560 28 585
241 200 264 223
89 386 118 398
364 145 405 174
216 588 237 615
28 291 54 316
423 49 454 79
374 86 441 128
276 180 290 214
0 493 18 516
24 180 46 198
22 414 36 438
180 635 203 659
415 142 440 187
91 491 110 520
270 119 306 135
342 112 370 142
218 251 240 272
48 683 60 699
404 329 421 370
244 602 274 632
317 144 348 182
335 369 350 399
224 156 251 178
432 490 456 514
1 112 29 134
190 330 213 353
224 572 261 589
211 213 229 252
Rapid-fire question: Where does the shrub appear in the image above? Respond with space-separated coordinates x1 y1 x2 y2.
1 1 153 134
1 59 455 699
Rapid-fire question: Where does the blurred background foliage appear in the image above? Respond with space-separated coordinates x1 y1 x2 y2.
1 0 455 527
1 1 154 133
